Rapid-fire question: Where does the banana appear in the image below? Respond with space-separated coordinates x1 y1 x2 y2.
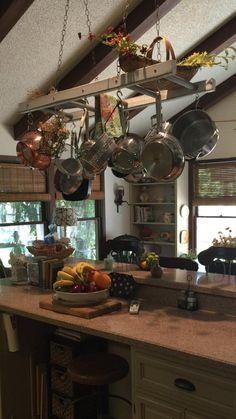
53 279 74 290
75 261 95 275
62 266 77 278
57 270 74 281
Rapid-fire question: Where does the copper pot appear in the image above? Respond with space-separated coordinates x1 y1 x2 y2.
16 130 51 170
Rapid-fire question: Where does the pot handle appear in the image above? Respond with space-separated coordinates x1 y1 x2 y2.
146 36 176 61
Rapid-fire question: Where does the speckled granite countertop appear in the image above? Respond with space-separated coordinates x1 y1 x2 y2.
1 279 236 372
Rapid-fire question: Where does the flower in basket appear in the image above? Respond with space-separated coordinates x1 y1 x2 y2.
101 26 148 57
100 26 152 72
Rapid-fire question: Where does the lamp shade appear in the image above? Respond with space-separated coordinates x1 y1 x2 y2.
54 208 77 226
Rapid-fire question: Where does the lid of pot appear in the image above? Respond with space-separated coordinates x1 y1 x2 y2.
141 140 173 180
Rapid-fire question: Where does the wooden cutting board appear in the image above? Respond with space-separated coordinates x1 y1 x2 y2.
39 298 122 319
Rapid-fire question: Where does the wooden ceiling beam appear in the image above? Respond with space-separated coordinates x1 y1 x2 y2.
0 0 35 43
14 0 181 139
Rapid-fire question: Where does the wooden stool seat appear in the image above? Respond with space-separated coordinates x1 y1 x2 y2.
67 352 129 386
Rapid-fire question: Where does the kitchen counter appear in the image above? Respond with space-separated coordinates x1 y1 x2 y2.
1 273 236 373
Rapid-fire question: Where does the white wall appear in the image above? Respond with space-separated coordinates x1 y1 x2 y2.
202 91 236 159
0 124 17 155
104 168 131 239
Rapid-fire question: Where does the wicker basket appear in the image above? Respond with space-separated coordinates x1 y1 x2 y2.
27 244 74 259
119 36 199 91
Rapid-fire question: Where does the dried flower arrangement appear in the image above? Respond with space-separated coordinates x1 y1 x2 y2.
38 115 70 158
212 227 236 247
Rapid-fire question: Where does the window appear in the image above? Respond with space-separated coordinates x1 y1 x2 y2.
0 202 45 266
190 159 236 259
56 200 99 260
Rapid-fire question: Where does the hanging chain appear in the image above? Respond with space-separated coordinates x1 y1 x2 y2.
53 0 70 89
122 0 130 32
82 0 97 79
155 0 161 62
83 0 93 34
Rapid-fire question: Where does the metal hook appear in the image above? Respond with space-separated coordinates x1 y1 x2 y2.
116 90 123 102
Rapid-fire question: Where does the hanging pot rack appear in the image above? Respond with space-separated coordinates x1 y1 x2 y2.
18 60 216 117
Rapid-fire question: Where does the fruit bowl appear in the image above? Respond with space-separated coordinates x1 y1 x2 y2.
53 288 109 306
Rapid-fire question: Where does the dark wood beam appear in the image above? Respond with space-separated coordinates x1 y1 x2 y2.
0 0 35 43
14 0 181 140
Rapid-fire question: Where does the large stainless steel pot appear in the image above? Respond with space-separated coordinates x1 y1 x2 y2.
170 109 219 160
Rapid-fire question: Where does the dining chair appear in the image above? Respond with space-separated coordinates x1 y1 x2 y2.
198 246 236 274
159 256 199 271
106 234 144 264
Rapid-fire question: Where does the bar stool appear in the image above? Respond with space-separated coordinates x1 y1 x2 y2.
67 352 130 419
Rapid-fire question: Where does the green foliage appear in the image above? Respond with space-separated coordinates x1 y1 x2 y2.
178 47 236 70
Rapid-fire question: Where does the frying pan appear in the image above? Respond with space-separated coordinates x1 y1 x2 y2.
62 178 91 201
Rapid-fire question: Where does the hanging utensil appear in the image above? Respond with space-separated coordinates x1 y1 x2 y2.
141 95 185 182
62 178 91 201
79 102 117 176
110 100 144 175
16 130 51 170
169 108 219 160
54 110 87 176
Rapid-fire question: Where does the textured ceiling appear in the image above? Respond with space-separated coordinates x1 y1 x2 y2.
0 0 236 136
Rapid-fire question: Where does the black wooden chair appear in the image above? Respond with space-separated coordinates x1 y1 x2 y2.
159 256 199 271
198 246 236 274
106 234 144 264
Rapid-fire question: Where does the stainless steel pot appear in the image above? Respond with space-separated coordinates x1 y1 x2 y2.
141 129 185 182
170 109 219 160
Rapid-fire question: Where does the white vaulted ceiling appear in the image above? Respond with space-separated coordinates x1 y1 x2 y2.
0 0 235 154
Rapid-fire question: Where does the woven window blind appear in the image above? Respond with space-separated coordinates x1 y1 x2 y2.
0 163 50 201
192 161 236 205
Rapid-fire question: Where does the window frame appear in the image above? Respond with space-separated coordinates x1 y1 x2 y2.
189 157 236 251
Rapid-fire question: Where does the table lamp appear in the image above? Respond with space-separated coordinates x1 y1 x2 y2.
54 208 77 238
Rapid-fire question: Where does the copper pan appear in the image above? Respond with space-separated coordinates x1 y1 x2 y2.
16 130 51 170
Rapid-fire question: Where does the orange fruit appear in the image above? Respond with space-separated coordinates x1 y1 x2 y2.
88 270 111 290
140 260 148 270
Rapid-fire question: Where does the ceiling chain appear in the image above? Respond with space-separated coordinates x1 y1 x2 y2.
122 0 130 32
155 0 161 62
53 0 70 89
82 0 97 78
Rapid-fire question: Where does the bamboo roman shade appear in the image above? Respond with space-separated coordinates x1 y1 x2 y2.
192 160 236 205
0 163 50 201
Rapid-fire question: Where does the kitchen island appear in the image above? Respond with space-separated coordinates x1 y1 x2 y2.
1 268 236 419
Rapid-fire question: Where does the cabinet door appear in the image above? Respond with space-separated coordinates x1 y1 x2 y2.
135 394 184 419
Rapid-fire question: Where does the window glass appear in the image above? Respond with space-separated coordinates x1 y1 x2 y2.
56 201 98 260
0 202 44 266
196 206 236 265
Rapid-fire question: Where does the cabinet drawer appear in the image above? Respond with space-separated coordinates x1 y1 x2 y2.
133 350 236 418
135 393 184 419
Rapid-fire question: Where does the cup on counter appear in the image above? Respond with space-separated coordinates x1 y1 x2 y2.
104 257 113 271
